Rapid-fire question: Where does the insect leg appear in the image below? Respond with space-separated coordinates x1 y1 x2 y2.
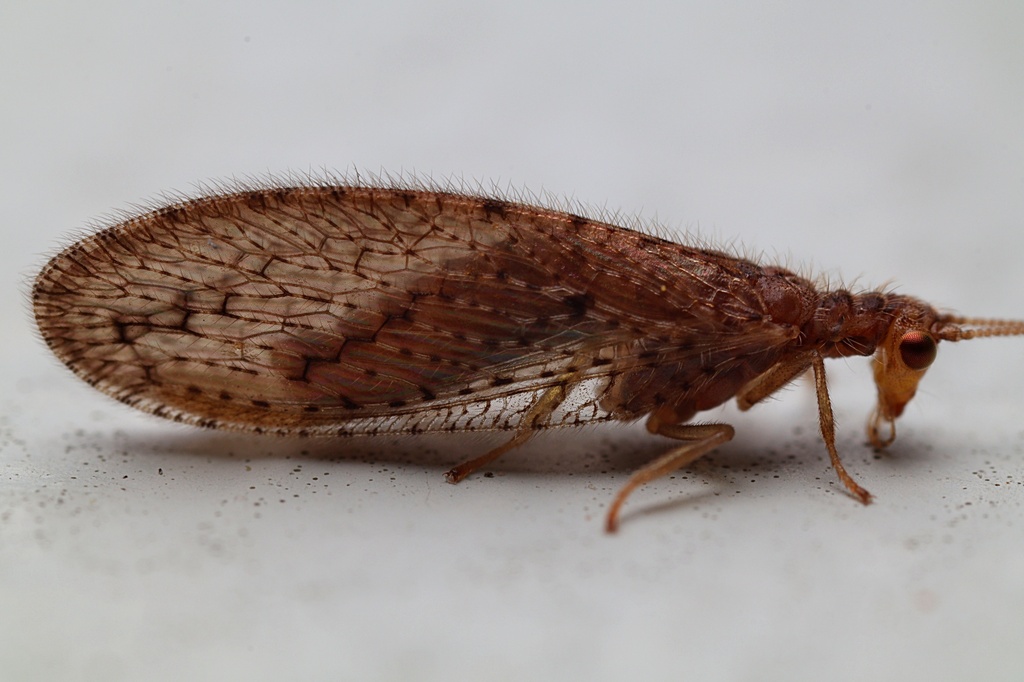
811 352 872 504
605 422 735 533
736 354 812 411
444 380 573 484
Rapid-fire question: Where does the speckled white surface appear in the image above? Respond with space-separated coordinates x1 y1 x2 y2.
3 2 1024 680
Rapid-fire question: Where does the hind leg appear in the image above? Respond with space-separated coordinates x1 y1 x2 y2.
445 381 572 484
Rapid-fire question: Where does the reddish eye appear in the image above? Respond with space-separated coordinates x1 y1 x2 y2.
898 331 937 370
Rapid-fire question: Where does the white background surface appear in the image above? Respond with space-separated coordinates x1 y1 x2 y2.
3 2 1024 680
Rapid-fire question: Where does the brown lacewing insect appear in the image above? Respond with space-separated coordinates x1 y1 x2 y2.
32 181 1024 531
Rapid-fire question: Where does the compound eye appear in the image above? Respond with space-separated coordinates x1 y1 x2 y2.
898 331 937 370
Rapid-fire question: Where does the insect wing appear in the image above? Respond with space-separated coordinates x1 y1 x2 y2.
33 186 794 436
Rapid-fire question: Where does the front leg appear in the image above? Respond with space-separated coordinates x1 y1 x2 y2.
739 352 871 505
736 354 812 411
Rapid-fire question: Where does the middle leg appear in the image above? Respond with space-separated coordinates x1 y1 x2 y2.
605 420 735 532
